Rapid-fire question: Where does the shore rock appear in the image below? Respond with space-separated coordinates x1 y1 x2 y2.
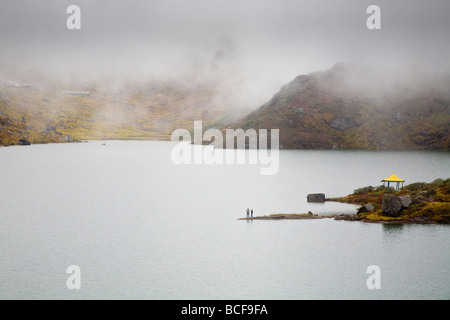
18 139 31 146
307 193 325 203
382 194 404 217
410 217 432 223
357 203 375 214
334 214 362 221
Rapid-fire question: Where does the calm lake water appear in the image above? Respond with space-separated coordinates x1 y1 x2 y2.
0 141 449 299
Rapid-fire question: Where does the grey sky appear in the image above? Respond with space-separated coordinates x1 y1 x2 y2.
0 0 449 94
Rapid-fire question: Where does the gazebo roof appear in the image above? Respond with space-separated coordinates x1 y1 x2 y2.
381 174 405 182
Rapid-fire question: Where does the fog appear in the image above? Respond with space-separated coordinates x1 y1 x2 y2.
0 0 449 110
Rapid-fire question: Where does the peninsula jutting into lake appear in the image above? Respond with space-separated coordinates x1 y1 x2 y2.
239 178 450 224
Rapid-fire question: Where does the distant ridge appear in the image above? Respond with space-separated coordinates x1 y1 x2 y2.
230 63 450 150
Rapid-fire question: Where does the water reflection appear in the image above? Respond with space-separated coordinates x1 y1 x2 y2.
382 223 405 237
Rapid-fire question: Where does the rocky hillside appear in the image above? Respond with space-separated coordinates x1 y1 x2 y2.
231 63 450 150
0 75 248 146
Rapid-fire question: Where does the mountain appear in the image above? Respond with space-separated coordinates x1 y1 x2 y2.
230 63 450 150
1 62 450 150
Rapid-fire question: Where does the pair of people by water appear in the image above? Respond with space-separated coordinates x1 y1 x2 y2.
246 208 253 218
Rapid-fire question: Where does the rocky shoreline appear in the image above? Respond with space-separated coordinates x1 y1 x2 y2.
332 213 441 224
238 213 329 221
238 212 443 224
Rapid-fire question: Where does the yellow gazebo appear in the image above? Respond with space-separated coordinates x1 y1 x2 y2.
381 174 405 191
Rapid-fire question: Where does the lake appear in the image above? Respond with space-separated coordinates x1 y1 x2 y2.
0 141 449 299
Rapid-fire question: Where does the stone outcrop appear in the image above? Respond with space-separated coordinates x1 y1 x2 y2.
307 193 325 203
18 139 31 145
329 117 359 131
334 214 363 221
399 195 412 207
382 194 412 217
357 203 375 214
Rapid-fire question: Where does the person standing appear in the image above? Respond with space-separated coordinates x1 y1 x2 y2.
246 208 250 218
251 209 253 218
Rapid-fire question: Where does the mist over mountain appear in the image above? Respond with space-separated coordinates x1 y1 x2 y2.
0 62 254 145
232 62 450 150
1 61 449 150
1 1 449 148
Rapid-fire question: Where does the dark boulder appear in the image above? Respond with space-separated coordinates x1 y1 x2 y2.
307 193 325 203
382 194 404 217
18 139 31 146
